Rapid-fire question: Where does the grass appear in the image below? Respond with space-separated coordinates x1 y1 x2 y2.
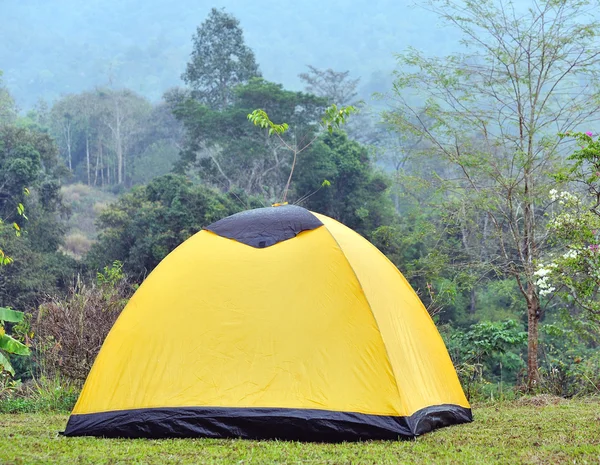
0 398 599 464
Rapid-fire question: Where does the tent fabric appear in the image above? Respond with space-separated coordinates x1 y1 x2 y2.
64 206 472 440
204 204 323 248
63 404 472 440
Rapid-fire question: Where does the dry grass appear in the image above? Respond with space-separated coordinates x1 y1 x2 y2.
60 183 116 240
61 232 94 259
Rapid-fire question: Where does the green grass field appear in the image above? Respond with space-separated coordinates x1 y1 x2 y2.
1 397 599 465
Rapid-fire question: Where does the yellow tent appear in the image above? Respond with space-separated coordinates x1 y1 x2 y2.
64 205 471 440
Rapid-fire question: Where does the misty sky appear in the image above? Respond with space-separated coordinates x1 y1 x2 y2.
0 0 462 107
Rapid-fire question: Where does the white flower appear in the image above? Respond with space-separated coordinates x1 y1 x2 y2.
539 286 556 296
562 249 578 260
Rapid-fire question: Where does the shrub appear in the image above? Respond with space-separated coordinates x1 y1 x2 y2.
61 232 93 259
0 375 79 413
33 262 133 381
443 320 527 401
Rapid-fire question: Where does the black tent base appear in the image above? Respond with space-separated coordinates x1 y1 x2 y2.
62 404 472 441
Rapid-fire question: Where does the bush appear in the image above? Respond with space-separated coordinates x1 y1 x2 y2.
538 325 600 396
443 320 527 401
0 375 79 413
33 262 133 381
539 354 600 397
61 232 93 259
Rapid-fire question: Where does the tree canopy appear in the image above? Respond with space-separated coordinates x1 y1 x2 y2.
182 8 261 110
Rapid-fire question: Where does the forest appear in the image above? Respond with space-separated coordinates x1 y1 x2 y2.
1 0 600 423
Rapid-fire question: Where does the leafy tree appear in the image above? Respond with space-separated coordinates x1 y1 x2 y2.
445 319 527 398
247 102 357 203
131 101 185 185
173 78 327 202
291 130 393 236
87 174 258 278
96 88 152 185
535 131 600 325
182 8 260 110
298 65 360 107
0 123 75 310
0 71 17 127
50 94 82 172
386 0 600 388
369 206 466 319
0 125 62 222
49 89 171 187
297 65 386 147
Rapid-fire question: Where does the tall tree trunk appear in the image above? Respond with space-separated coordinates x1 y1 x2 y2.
99 142 105 187
523 162 540 388
94 144 99 186
86 135 91 186
114 99 123 185
116 134 123 185
123 142 127 186
64 122 72 171
526 287 540 389
470 288 476 314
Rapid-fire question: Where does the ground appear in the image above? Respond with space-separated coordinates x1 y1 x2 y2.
1 397 599 464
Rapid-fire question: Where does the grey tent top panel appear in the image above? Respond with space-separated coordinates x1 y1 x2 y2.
204 205 323 248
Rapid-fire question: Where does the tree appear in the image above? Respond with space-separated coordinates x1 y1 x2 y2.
173 78 328 202
386 0 600 388
292 130 394 237
87 174 258 278
536 131 600 325
182 8 260 110
298 65 360 107
50 94 79 171
49 89 153 186
247 102 357 203
0 71 17 127
0 124 75 310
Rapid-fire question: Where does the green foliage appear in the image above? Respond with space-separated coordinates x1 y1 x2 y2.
246 103 357 202
445 320 527 399
534 132 600 326
182 8 260 110
321 104 357 133
0 307 30 376
538 318 600 397
0 71 17 126
0 376 79 413
87 174 255 278
131 140 180 185
293 130 394 237
385 0 600 386
47 88 165 187
247 109 289 135
0 120 77 310
96 260 124 287
173 77 327 202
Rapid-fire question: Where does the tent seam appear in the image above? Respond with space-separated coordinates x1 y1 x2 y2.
322 223 404 417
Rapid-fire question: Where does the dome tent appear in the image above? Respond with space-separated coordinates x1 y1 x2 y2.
63 205 472 440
